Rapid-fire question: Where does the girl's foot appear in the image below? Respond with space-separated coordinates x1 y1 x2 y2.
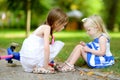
58 62 75 72
33 66 55 74
55 62 66 71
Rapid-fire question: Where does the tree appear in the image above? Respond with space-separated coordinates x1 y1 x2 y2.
6 0 54 37
103 0 119 31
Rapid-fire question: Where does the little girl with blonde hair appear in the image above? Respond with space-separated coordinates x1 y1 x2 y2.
57 15 114 72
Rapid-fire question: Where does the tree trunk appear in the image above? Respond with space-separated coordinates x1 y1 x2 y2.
26 0 31 37
106 0 118 31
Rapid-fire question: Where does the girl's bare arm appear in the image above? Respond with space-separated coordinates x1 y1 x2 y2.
83 36 107 56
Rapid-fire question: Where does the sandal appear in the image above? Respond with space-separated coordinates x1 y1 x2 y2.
58 62 75 72
55 61 68 71
33 67 55 74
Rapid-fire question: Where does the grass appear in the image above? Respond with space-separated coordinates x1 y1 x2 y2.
0 29 120 74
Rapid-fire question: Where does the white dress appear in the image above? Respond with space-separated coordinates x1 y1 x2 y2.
20 34 64 72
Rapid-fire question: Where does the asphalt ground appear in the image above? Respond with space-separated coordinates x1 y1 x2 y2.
0 48 120 80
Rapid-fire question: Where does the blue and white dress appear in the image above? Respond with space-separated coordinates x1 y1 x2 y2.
86 33 114 68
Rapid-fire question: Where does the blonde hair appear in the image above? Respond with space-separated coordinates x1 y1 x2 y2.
82 15 110 38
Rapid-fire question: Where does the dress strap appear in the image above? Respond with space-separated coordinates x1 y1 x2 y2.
99 33 110 42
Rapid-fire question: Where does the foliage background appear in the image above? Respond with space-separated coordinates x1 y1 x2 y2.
0 0 120 32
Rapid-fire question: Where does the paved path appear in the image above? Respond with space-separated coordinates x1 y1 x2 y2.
0 48 120 80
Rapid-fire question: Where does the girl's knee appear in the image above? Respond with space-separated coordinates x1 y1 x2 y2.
75 44 83 49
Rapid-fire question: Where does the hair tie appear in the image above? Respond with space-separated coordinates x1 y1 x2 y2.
51 35 55 44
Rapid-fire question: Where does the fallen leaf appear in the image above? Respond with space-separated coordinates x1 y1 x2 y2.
79 70 85 76
87 71 94 76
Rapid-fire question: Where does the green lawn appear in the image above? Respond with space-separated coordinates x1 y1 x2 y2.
0 29 120 74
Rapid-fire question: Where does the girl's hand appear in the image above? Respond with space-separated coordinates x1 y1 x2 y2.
83 46 91 52
80 41 86 46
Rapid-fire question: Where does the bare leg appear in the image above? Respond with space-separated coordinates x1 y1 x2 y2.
66 44 86 64
57 44 88 72
57 45 81 68
66 45 81 62
58 44 87 72
67 45 87 65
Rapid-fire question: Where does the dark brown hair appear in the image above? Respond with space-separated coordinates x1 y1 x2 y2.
45 8 68 36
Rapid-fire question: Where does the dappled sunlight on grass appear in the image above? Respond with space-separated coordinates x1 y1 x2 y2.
0 29 26 38
54 31 88 38
0 33 25 38
1 30 119 39
110 32 120 38
55 31 120 39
